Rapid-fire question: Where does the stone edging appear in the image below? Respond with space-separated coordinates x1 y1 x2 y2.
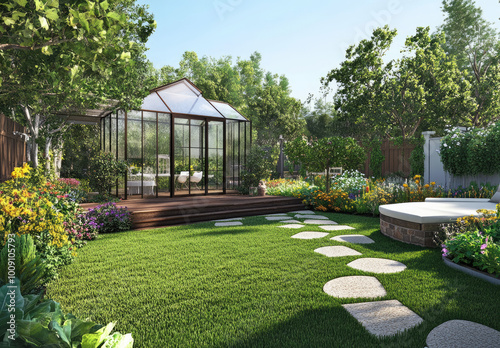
442 256 500 286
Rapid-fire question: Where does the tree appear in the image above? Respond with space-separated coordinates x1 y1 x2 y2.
437 0 500 127
285 136 365 192
322 26 473 141
0 0 156 170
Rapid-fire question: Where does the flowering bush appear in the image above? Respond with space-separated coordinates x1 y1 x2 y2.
0 164 74 281
64 209 102 248
439 207 500 277
87 202 132 233
266 173 496 216
55 177 87 203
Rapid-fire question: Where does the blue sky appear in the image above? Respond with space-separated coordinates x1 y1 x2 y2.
136 0 500 103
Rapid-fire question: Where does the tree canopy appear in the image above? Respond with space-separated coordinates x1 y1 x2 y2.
0 0 156 168
322 26 474 141
437 0 500 127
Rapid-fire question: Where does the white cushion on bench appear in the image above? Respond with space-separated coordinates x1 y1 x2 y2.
379 201 497 224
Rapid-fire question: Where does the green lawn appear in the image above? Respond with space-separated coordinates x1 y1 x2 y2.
46 213 500 347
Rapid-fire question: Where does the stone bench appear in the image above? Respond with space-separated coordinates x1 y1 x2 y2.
379 198 497 248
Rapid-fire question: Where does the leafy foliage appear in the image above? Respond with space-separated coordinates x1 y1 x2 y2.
0 234 47 294
0 279 134 347
440 122 500 176
239 145 279 194
87 152 127 195
322 26 474 140
409 136 425 177
437 0 500 127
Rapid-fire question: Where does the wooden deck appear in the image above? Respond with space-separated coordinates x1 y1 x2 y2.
80 194 305 229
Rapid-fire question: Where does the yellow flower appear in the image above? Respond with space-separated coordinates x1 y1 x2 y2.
430 182 436 186
424 184 429 188
403 183 408 188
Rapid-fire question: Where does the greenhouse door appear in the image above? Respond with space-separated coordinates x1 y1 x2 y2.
173 117 206 195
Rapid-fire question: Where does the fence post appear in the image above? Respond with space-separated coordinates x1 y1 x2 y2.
422 131 435 185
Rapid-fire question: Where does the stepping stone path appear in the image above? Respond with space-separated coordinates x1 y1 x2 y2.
347 258 407 274
426 320 500 348
214 217 243 221
331 234 374 244
279 223 304 229
290 210 315 214
314 246 361 257
291 231 329 239
265 213 288 216
303 219 338 225
342 300 423 337
323 276 386 298
281 219 301 224
265 216 294 221
320 225 355 231
295 214 329 219
214 221 243 227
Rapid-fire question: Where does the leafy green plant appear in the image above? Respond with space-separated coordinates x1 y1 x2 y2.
239 145 279 194
366 138 384 178
0 279 134 347
409 136 425 177
88 152 127 195
0 235 47 294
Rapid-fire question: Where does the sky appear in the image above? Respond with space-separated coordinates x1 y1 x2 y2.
135 0 500 103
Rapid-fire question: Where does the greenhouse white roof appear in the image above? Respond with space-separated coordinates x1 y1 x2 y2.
142 78 248 121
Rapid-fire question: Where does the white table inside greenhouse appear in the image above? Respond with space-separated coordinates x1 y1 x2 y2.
127 174 170 195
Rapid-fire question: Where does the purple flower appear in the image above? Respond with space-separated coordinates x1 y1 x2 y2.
442 247 449 257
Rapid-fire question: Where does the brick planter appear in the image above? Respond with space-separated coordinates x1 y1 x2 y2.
380 214 439 248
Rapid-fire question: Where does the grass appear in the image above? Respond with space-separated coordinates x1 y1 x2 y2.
46 212 500 347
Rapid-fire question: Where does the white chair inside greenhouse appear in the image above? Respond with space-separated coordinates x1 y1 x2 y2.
177 171 189 189
190 171 203 190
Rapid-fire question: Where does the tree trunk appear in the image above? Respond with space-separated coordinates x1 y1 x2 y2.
45 137 52 175
53 140 64 178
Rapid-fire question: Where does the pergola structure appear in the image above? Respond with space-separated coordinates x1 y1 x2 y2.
100 78 251 198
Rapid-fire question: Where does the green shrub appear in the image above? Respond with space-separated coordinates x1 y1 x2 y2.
239 145 279 194
0 235 47 294
0 279 134 346
88 152 127 195
409 136 425 177
367 138 384 178
441 122 500 176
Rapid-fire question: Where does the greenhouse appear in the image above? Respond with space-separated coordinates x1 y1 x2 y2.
100 78 251 198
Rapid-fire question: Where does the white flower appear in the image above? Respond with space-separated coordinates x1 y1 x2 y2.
443 143 448 147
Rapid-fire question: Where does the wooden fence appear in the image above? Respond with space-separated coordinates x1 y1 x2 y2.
360 139 416 178
0 113 27 182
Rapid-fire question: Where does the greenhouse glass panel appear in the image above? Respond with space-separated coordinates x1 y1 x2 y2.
141 92 170 112
157 113 171 195
211 101 247 121
127 111 142 196
143 116 157 197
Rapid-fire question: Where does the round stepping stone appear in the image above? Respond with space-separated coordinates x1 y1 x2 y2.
303 219 337 225
347 258 407 274
426 320 500 348
291 231 329 239
265 216 294 221
215 217 243 221
342 300 423 337
315 246 362 257
323 276 386 298
320 225 355 231
215 221 243 227
295 214 328 219
278 224 304 229
290 210 315 214
331 235 374 244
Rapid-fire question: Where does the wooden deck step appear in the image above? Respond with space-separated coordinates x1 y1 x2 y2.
131 197 304 229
